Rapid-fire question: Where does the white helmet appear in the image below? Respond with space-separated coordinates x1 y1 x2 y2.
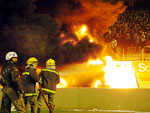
5 51 18 60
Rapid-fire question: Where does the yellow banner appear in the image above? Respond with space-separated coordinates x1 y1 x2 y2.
132 61 150 81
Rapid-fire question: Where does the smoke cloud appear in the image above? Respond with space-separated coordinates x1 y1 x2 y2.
0 0 126 66
56 0 126 42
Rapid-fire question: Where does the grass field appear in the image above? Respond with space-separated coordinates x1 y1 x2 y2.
11 109 150 113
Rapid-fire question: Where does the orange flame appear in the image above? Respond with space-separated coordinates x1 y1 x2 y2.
104 56 137 88
58 56 138 88
88 56 137 88
92 80 102 88
74 24 94 43
87 58 103 66
57 78 67 88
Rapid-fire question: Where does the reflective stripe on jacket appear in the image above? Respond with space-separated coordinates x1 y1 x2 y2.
25 93 37 96
42 88 56 94
42 69 58 75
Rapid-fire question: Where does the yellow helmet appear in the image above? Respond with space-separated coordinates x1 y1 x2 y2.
27 57 38 65
46 58 55 66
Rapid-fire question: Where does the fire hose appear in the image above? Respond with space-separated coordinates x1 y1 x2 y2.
39 83 54 113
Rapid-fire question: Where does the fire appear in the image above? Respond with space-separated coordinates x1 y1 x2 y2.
57 78 67 88
81 26 87 35
104 56 137 88
61 38 77 45
74 24 94 43
87 58 103 66
92 80 102 88
89 39 94 43
58 56 138 88
60 33 65 38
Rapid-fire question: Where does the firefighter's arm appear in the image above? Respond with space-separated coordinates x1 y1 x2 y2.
11 66 20 83
0 74 5 86
0 71 7 86
10 67 19 85
30 69 40 83
56 73 60 84
11 66 24 94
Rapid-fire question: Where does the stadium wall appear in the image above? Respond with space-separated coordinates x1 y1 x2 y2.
1 88 150 111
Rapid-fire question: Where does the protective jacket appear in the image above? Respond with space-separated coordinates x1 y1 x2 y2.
39 69 60 94
21 68 39 96
1 61 22 92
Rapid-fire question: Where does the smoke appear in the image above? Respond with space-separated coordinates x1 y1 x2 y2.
56 0 126 42
0 0 128 87
2 13 101 65
51 0 127 87
0 0 126 66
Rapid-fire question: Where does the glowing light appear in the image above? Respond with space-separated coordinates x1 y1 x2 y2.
36 68 42 74
74 24 95 42
87 58 103 66
89 39 94 43
104 56 137 88
61 39 77 45
93 80 101 88
57 78 67 88
104 56 113 62
81 26 87 35
60 33 65 38
58 56 138 88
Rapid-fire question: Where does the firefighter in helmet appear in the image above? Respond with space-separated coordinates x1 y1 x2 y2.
0 51 26 113
37 58 60 113
21 57 40 113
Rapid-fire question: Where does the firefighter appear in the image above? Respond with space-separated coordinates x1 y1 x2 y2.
21 57 40 113
37 58 60 113
0 51 26 113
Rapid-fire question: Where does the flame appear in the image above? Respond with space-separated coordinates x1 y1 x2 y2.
61 38 77 45
81 26 87 35
59 32 78 45
60 33 66 38
89 39 94 43
74 24 94 43
58 56 138 88
58 62 104 87
87 58 103 66
104 56 137 88
92 80 102 88
57 78 67 88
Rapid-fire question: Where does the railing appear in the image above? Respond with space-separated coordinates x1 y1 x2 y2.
116 46 150 61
